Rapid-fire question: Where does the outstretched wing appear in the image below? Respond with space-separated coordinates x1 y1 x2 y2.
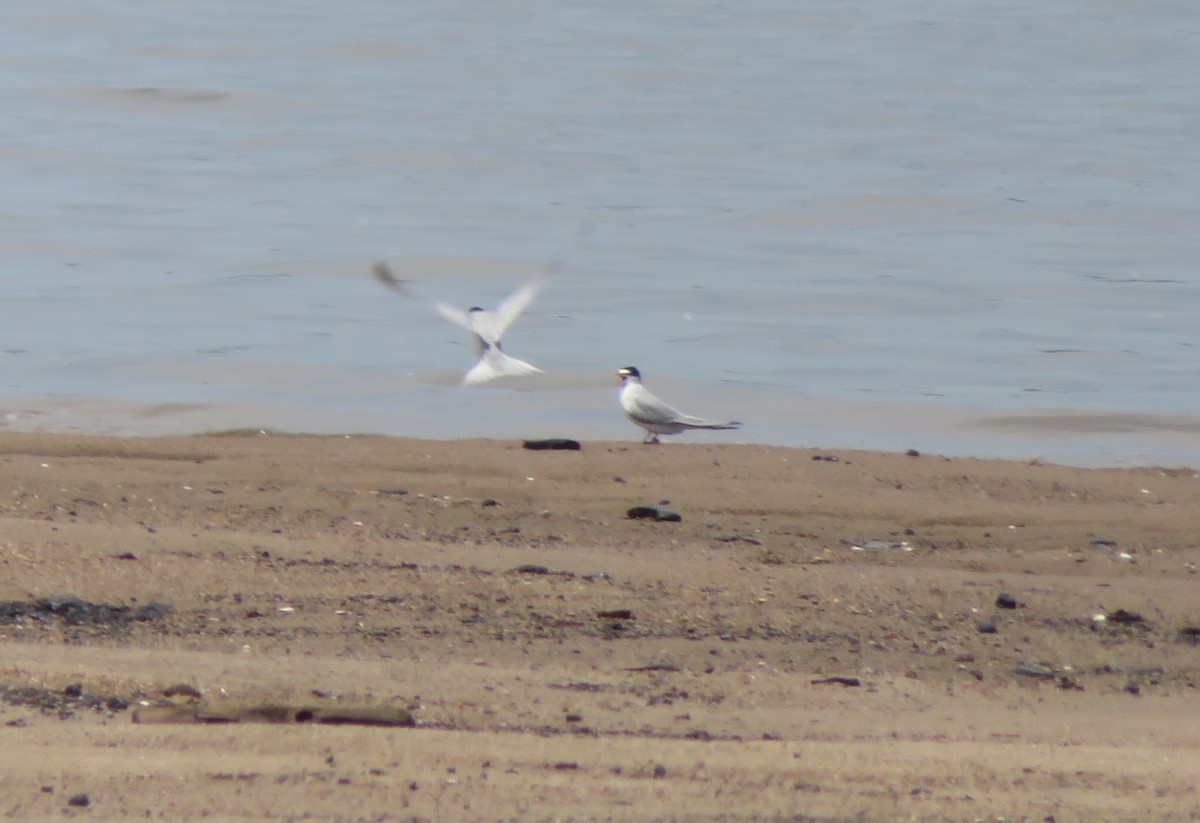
491 275 546 337
435 302 475 333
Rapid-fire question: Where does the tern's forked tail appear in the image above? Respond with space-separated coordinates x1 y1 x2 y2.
690 420 742 431
462 349 543 386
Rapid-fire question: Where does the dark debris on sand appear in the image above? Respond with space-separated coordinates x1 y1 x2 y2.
0 595 171 629
0 683 130 719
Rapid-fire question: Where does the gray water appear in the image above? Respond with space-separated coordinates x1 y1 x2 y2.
3 2 1199 466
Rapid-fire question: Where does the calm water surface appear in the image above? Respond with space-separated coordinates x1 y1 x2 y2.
2 2 1198 466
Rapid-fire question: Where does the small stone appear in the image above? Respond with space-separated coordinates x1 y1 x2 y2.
522 439 581 451
995 593 1019 609
623 503 685 521
976 618 998 634
163 683 202 700
810 676 861 687
596 609 633 620
1107 609 1145 625
513 564 551 575
67 793 89 808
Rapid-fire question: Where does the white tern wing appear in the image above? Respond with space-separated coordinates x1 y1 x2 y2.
491 276 545 338
625 385 688 426
435 302 475 333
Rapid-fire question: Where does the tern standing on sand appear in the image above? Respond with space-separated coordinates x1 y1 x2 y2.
616 366 741 444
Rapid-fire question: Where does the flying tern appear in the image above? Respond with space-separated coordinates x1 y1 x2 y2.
373 226 591 386
616 366 741 444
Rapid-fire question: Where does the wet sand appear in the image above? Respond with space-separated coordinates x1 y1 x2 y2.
1 430 1198 821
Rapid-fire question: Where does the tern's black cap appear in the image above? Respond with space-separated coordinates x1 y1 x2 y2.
618 366 641 378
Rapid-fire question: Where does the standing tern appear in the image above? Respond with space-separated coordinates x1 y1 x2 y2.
373 225 591 386
616 366 741 444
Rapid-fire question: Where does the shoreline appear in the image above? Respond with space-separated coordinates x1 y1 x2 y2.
4 390 1200 470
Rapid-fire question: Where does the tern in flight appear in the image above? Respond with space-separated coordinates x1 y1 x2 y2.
373 226 590 386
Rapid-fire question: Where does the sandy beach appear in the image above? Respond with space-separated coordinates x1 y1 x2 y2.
1 429 1198 821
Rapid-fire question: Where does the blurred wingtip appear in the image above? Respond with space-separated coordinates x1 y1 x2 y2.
372 261 411 295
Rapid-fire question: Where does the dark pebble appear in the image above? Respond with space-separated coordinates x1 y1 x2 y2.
63 683 84 698
652 764 667 779
67 794 89 808
1107 608 1145 625
377 488 409 496
480 498 499 507
513 564 551 575
163 683 202 699
554 761 579 770
522 439 582 451
625 503 680 522
810 676 861 687
1124 683 1141 696
976 619 998 634
905 449 920 457
597 609 634 620
1178 626 1200 644
995 593 1019 609
715 534 762 545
